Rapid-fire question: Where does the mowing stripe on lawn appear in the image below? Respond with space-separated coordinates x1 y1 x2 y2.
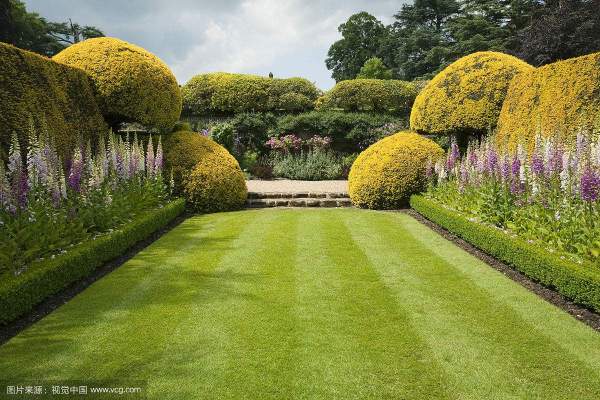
345 210 600 399
0 209 599 400
292 210 452 399
400 212 600 366
0 211 256 381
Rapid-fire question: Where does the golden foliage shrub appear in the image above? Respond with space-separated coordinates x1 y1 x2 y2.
497 52 600 150
163 131 247 212
317 79 418 115
53 37 181 131
181 72 320 115
410 51 533 136
0 42 107 161
348 131 444 209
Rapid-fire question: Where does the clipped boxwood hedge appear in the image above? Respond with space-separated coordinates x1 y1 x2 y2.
53 37 182 132
410 195 600 312
0 199 186 325
410 51 534 137
317 79 418 115
497 52 600 150
0 42 107 161
181 72 320 115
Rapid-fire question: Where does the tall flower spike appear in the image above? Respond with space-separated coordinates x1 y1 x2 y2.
154 136 163 175
8 133 27 210
146 135 155 177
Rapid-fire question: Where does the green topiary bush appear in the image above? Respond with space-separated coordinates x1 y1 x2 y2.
349 131 444 209
317 79 418 115
163 131 247 212
181 72 319 115
53 37 182 131
497 52 600 150
0 42 107 161
410 51 534 137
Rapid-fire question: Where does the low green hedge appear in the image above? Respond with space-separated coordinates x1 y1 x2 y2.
0 198 186 325
410 195 600 312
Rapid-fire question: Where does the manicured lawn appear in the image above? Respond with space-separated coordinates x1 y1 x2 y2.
1 208 600 399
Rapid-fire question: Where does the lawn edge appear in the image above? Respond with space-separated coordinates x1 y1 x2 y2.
0 199 187 344
408 195 600 332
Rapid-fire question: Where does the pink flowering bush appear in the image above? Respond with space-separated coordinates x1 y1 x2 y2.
0 122 171 275
425 134 600 265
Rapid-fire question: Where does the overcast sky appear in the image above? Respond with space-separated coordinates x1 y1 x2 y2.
24 0 408 89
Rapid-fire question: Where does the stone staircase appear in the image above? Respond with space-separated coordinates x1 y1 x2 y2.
246 191 352 208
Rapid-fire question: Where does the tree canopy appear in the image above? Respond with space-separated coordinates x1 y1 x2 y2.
356 57 393 79
326 0 600 81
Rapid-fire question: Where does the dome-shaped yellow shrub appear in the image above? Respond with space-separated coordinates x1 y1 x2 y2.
349 131 444 209
163 131 247 212
410 51 533 136
53 37 181 131
497 52 600 150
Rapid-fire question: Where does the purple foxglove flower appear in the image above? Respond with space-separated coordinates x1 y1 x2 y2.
8 133 28 209
580 166 600 202
531 152 544 177
486 148 498 176
446 141 460 171
68 148 83 193
500 156 511 182
0 163 9 210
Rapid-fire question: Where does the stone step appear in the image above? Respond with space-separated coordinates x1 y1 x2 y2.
247 191 348 200
246 197 353 208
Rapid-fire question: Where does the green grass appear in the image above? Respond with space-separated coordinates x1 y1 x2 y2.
1 208 600 399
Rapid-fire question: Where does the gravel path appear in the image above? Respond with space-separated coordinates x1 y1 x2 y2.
246 179 348 193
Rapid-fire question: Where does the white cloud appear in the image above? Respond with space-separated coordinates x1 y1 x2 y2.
24 0 408 89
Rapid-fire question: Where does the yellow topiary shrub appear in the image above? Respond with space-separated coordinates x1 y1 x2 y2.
0 42 107 162
163 131 247 212
53 37 181 131
181 72 319 115
317 79 418 115
497 52 600 150
410 51 534 137
348 131 444 209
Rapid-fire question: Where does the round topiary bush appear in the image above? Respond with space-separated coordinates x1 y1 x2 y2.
410 51 533 137
163 131 247 212
317 79 418 115
497 52 600 150
53 37 182 131
348 131 444 209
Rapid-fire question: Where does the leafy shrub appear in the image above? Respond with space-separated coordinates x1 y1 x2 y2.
53 37 182 131
410 195 600 313
497 52 600 150
230 112 277 153
276 111 402 152
271 150 344 180
410 51 534 137
210 122 235 152
0 42 107 161
181 72 319 115
349 131 444 209
0 198 185 325
317 79 417 115
163 131 247 212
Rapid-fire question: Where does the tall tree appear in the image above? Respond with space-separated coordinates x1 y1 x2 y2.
46 19 104 45
517 0 600 66
385 0 461 80
0 0 104 56
325 12 389 82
